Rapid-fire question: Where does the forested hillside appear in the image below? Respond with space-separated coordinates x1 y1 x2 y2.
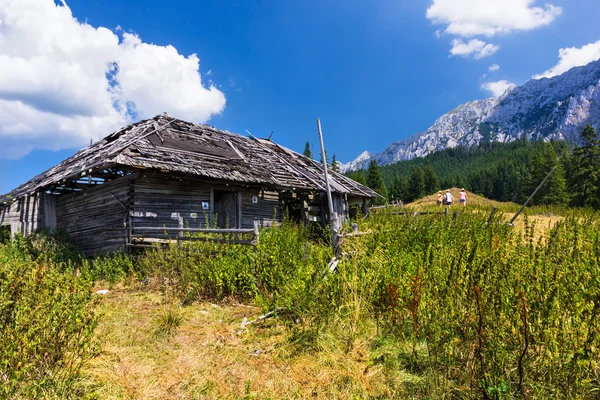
347 124 600 208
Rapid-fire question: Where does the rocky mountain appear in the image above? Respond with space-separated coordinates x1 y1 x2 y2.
342 59 600 172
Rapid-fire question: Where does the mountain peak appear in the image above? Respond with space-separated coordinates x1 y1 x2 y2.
342 58 600 172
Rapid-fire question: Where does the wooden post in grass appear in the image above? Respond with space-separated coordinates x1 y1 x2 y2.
487 207 498 224
400 200 408 219
253 220 260 245
510 165 557 225
317 118 339 253
178 215 184 240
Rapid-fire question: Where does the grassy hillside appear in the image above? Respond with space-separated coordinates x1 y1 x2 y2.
405 187 517 209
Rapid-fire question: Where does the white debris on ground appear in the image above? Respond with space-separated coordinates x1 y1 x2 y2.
96 289 110 295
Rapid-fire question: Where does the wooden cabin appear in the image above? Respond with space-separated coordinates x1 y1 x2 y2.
0 113 378 256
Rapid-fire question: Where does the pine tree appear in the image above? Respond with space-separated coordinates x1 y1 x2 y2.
423 164 439 194
518 167 534 204
331 154 340 172
389 175 408 202
493 163 520 202
545 163 568 205
303 142 312 159
366 159 387 203
522 144 567 205
568 124 600 209
407 167 425 202
454 175 467 191
347 170 367 185
534 144 567 205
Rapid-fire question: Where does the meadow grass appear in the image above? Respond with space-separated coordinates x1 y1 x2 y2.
1 205 599 398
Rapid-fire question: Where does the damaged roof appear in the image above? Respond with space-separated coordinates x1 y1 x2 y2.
1 113 379 201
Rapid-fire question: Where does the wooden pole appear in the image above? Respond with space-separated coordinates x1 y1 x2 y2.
178 215 184 240
487 207 498 224
209 187 215 227
317 118 338 251
253 220 260 245
510 165 557 225
237 191 242 229
401 200 408 219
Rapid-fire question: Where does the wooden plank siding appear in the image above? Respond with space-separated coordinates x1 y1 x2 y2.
131 175 213 232
56 177 129 257
241 189 281 228
2 171 287 257
131 174 283 237
0 193 55 236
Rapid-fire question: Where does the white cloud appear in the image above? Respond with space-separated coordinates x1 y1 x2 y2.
488 64 500 72
533 40 600 79
426 0 562 37
427 1 561 59
481 80 516 97
0 0 226 159
450 39 499 59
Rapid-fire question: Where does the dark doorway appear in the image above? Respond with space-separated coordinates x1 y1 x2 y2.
214 190 238 228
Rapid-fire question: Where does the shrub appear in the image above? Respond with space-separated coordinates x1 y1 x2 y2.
0 243 97 398
81 252 136 284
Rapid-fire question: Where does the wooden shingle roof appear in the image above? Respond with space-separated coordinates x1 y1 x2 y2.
2 113 379 201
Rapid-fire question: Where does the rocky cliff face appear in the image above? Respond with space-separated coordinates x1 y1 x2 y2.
342 59 600 172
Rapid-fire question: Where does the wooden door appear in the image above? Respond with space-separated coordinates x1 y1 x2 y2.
214 190 238 228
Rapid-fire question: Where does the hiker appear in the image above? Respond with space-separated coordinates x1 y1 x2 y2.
436 191 443 206
444 190 453 207
459 188 467 207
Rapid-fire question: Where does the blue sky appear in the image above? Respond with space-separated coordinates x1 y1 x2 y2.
1 0 599 194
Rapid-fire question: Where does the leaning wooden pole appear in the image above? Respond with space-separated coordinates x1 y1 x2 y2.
317 118 339 252
509 165 558 225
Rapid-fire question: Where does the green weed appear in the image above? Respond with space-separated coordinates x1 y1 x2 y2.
0 240 97 399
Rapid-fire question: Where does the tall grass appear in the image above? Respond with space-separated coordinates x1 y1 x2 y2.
135 212 599 397
2 208 598 398
335 211 600 397
0 239 97 399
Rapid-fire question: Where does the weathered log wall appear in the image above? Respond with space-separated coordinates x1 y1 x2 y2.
0 193 56 236
240 189 281 228
131 174 282 237
2 170 356 257
56 178 129 256
332 193 348 228
131 174 213 231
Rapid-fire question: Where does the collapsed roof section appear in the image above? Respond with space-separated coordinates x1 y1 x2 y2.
1 113 379 202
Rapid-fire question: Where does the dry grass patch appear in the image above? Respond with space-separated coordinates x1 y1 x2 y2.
511 214 564 240
406 187 518 209
80 288 407 399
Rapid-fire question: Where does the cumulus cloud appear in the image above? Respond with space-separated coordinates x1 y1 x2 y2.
533 40 600 79
426 0 562 37
450 39 499 59
0 0 226 159
427 0 561 59
481 80 517 97
488 64 500 72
